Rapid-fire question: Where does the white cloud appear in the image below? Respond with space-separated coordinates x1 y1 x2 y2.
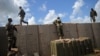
72 0 84 16
70 0 100 23
70 16 91 23
28 16 36 25
95 0 100 22
14 0 36 25
40 10 65 24
38 18 43 23
39 3 47 11
14 0 29 7
0 0 19 26
70 0 91 23
0 0 36 26
25 8 30 12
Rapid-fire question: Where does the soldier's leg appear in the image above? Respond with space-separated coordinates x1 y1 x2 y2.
92 16 95 23
8 39 13 51
57 27 60 37
21 16 28 25
20 17 23 25
23 20 28 25
59 27 64 39
58 26 63 39
12 36 17 48
60 27 64 38
8 40 11 51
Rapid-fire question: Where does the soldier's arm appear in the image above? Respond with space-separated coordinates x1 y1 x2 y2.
60 21 63 26
13 26 18 32
95 11 97 16
18 12 20 16
18 10 21 16
90 12 92 17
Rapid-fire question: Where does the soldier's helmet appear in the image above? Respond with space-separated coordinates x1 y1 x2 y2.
91 8 94 11
57 17 60 19
19 6 22 9
8 18 12 22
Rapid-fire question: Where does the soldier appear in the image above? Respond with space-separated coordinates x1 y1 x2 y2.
18 6 28 25
53 17 64 39
90 8 97 23
5 18 18 52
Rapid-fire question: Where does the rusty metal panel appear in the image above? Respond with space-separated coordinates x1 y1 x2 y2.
63 23 78 38
39 24 58 56
26 25 39 56
92 23 100 49
0 27 7 56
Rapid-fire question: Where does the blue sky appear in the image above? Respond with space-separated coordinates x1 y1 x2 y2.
0 0 100 26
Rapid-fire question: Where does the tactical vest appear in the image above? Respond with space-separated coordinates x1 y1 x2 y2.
6 23 14 36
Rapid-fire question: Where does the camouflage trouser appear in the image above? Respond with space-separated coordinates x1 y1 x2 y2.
20 15 25 22
91 16 96 22
20 15 28 24
56 26 64 38
8 35 16 51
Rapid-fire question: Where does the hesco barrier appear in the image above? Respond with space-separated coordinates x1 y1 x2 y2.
0 23 100 56
50 37 94 56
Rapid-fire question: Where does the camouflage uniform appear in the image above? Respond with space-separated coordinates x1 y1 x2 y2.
90 8 97 23
18 6 28 25
6 19 17 51
53 17 64 38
